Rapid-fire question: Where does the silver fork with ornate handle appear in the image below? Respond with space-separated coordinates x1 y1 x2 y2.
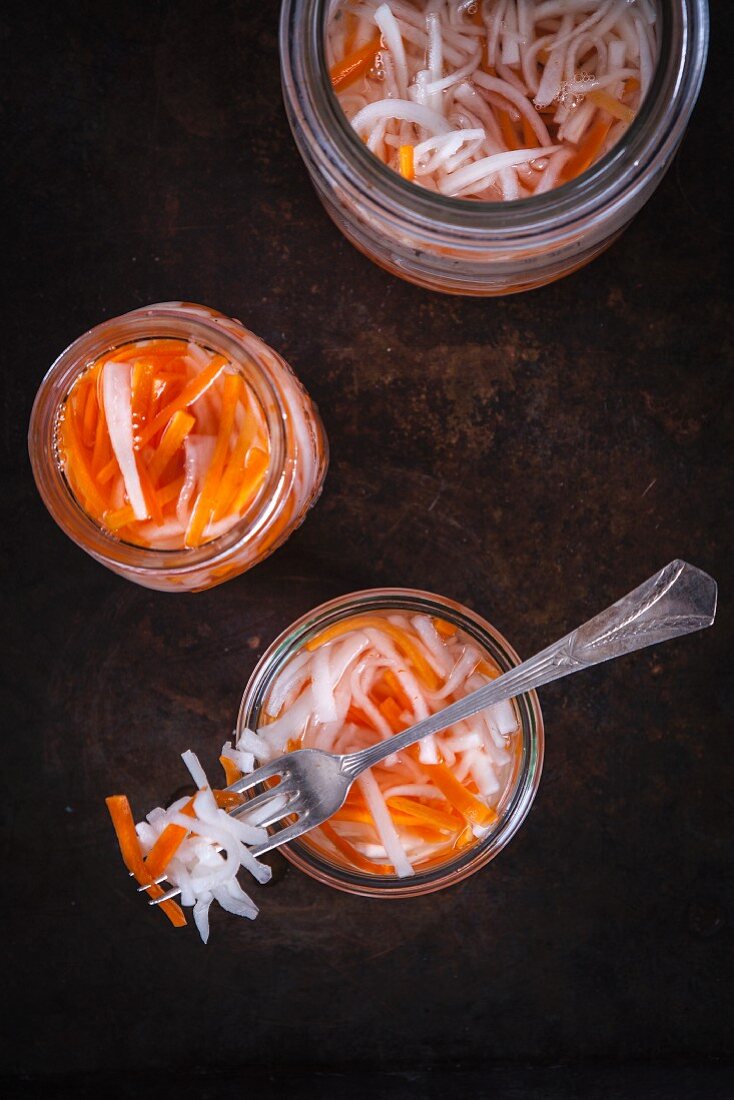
149 560 716 904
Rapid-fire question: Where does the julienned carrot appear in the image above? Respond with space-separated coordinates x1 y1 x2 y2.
105 475 184 530
329 34 382 91
587 87 635 124
378 696 405 733
387 796 461 834
147 410 195 484
498 108 521 151
143 797 197 880
219 755 242 787
230 447 269 515
433 618 457 639
62 407 111 517
210 414 256 522
423 763 498 830
185 373 242 546
137 355 227 447
319 821 393 874
399 145 414 181
105 795 186 928
109 339 189 364
560 116 613 182
136 456 164 526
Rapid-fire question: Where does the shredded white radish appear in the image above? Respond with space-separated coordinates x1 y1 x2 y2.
256 609 521 877
101 361 148 520
327 0 658 199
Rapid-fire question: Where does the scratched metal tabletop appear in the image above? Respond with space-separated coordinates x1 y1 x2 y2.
2 2 732 1097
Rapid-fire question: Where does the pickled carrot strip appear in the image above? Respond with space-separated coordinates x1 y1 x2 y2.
477 658 499 680
214 789 245 811
219 755 242 787
498 108 521 151
147 410 195 484
210 411 256 522
521 115 537 148
143 797 196 879
387 796 460 833
587 88 635 124
229 447 269 515
423 763 498 829
433 618 457 639
382 669 412 712
97 455 120 485
346 704 373 728
109 340 189 363
378 696 405 733
319 821 393 875
399 145 414 181
330 805 443 834
81 382 99 448
105 795 186 927
329 33 381 91
306 617 440 689
91 394 111 475
138 355 227 447
185 373 241 546
560 116 613 182
62 407 110 517
105 474 184 530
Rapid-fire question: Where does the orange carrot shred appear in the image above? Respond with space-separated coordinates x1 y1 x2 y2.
138 355 227 448
329 34 382 91
105 795 186 928
399 145 414 181
423 764 498 830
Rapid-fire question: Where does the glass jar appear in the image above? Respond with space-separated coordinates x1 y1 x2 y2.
237 588 544 898
28 302 328 592
280 0 709 296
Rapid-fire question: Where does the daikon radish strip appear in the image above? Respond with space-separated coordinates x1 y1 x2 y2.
351 99 452 137
185 373 241 547
306 617 439 689
102 361 148 521
147 410 195 484
399 144 415 180
440 146 561 195
423 763 498 830
374 3 409 98
472 71 553 145
330 33 382 90
136 457 164 526
358 770 414 877
105 795 187 927
138 355 226 448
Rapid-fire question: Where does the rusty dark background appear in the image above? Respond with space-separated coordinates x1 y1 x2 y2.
2 1 732 1097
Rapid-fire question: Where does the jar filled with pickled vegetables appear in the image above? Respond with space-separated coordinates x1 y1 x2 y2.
237 588 544 896
280 0 708 295
28 303 328 592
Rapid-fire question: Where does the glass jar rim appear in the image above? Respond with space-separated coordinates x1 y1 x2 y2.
281 0 709 242
237 587 544 898
28 302 290 576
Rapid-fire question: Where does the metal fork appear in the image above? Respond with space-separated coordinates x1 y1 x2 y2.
148 560 716 904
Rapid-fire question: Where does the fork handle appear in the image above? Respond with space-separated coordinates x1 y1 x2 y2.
340 561 716 780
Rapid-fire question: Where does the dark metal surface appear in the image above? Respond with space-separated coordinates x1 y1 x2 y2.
2 2 732 1096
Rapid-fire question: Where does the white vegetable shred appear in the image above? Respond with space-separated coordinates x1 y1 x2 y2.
254 610 521 877
327 0 658 199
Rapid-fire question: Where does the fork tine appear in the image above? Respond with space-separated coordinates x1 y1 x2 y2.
250 817 308 858
226 758 288 796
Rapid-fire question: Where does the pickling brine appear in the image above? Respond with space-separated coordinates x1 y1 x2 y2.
327 0 659 200
58 339 272 550
29 303 328 591
254 609 523 877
